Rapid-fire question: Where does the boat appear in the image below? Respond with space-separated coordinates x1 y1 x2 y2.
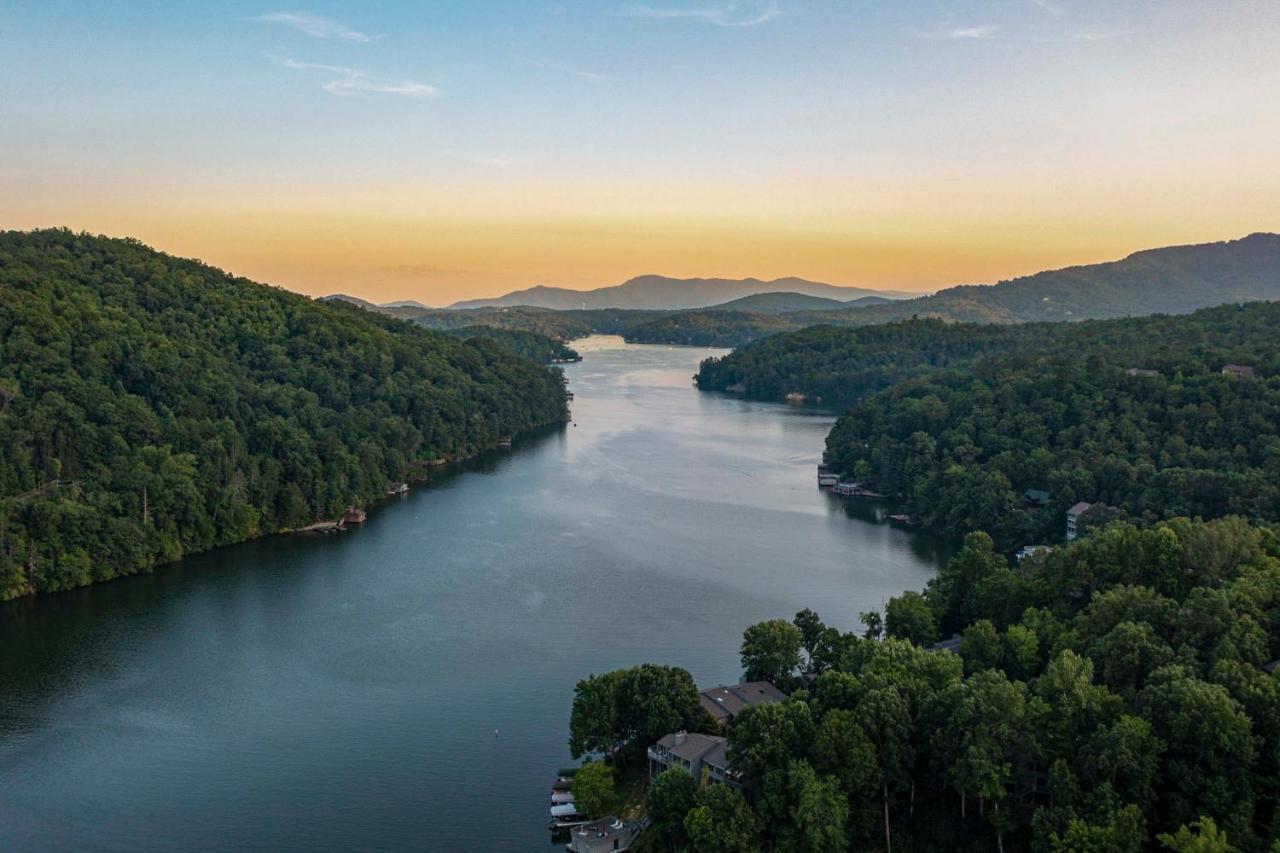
551 778 573 792
549 815 591 830
551 791 575 804
888 514 912 524
817 464 839 487
497 436 513 449
551 803 584 818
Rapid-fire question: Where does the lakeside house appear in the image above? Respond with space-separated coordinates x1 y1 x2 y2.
647 732 742 788
1017 545 1051 562
343 506 367 525
1066 501 1092 541
699 681 786 728
565 817 647 853
1222 363 1256 379
1021 489 1050 509
927 635 963 655
386 481 409 496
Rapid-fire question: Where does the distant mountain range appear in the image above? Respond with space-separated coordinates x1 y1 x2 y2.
446 275 912 310
709 292 893 314
625 233 1280 346
324 233 1280 348
796 232 1280 326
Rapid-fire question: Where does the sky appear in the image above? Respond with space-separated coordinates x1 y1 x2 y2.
2 1 1279 305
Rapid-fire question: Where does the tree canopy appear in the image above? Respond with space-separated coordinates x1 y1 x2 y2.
610 516 1280 851
0 229 569 599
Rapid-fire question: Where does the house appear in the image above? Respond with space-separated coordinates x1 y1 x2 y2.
927 634 963 655
1066 501 1092 541
647 732 742 788
1021 489 1050 508
343 506 367 525
386 481 409 496
1126 368 1160 378
1017 545 1051 562
1222 364 1256 379
565 817 647 853
699 681 786 728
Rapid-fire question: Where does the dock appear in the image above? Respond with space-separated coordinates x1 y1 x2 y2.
832 481 885 499
295 519 344 534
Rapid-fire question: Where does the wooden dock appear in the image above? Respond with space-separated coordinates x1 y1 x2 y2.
832 482 886 499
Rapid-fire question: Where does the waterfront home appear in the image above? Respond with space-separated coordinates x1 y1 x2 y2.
1066 501 1092 540
699 681 786 728
647 732 742 788
1222 363 1256 379
1017 545 1051 562
497 436 513 449
565 817 646 853
927 635 963 655
386 481 409 496
343 506 367 525
1021 489 1050 508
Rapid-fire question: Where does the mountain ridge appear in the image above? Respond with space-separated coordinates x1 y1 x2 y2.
447 274 912 310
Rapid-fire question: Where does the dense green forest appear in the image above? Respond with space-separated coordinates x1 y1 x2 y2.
571 517 1280 852
697 303 1280 548
381 304 666 340
626 309 799 346
0 229 569 599
696 319 1033 403
440 325 579 363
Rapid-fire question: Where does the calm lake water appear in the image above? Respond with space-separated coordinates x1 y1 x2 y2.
0 336 948 852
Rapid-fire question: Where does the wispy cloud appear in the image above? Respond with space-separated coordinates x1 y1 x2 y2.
914 22 999 40
947 24 999 39
274 58 439 98
255 11 374 42
526 58 611 83
1030 0 1063 16
622 1 780 27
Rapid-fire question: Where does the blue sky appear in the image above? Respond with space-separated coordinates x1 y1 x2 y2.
2 1 1278 302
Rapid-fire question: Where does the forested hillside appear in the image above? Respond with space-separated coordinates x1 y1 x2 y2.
626 310 798 346
798 232 1280 327
628 234 1280 346
582 516 1280 852
697 303 1280 548
0 230 568 599
696 320 1031 403
440 325 579 363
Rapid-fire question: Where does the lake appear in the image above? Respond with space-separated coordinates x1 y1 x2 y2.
0 336 949 852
